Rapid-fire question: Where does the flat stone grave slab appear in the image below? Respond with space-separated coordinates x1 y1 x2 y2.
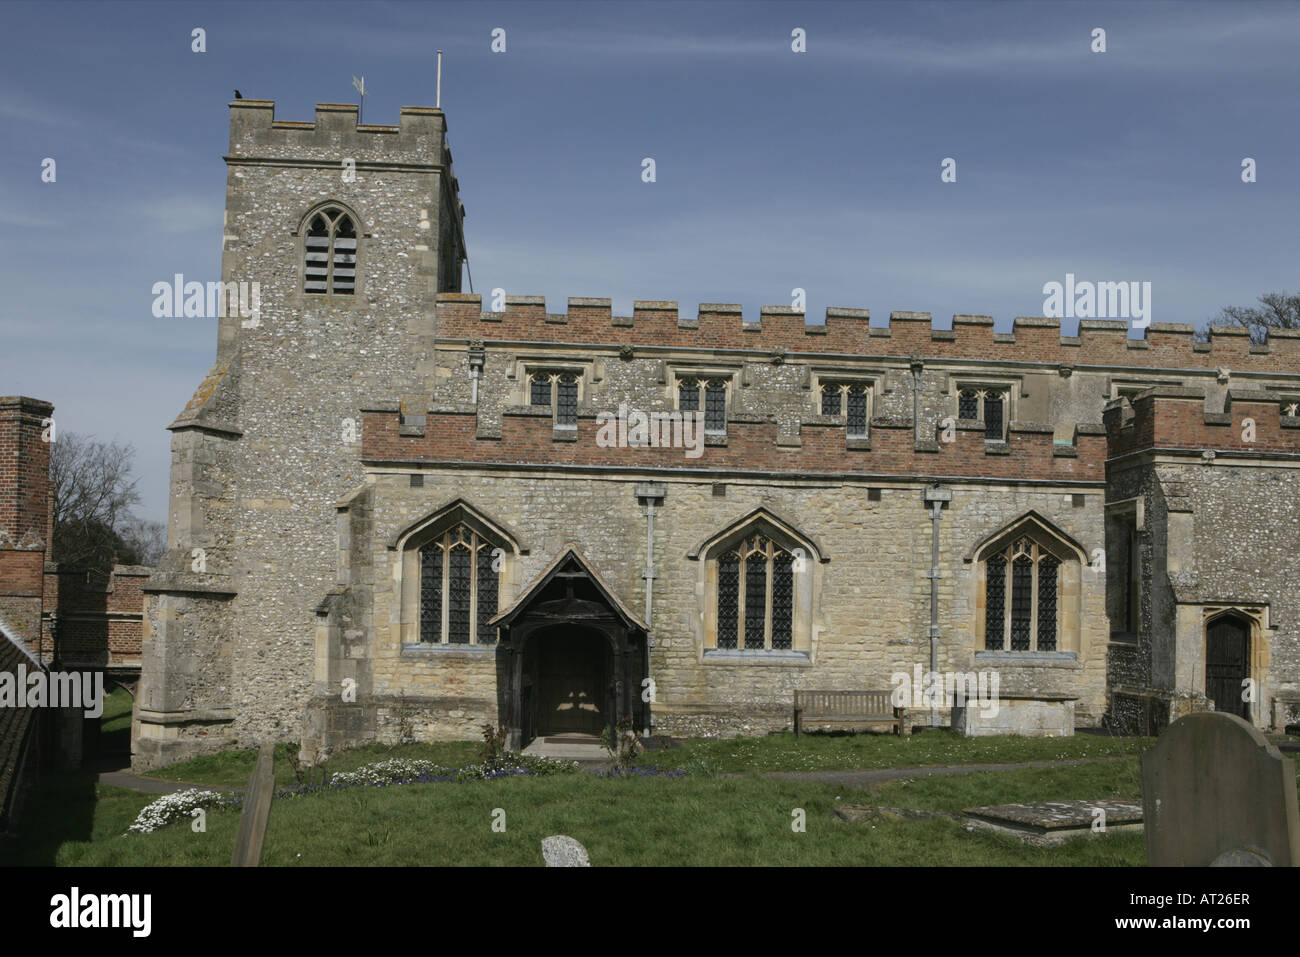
963 799 1143 845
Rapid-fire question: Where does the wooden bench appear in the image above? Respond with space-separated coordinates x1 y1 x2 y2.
793 690 906 738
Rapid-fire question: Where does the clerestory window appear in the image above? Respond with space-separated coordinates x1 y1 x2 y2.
679 377 728 434
528 372 579 427
958 388 1007 441
820 383 869 437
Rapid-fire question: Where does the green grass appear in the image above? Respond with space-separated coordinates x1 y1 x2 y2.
12 767 1147 867
145 740 485 789
100 687 133 734
636 729 1155 775
869 758 1145 812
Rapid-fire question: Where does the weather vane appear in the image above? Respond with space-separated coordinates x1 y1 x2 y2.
352 74 367 124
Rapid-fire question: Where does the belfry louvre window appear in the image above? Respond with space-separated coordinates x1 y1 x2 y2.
958 388 1008 440
418 524 500 644
528 372 579 427
820 383 869 437
679 377 728 434
716 535 794 650
983 537 1060 652
304 207 357 294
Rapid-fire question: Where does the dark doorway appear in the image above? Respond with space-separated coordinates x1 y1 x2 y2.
1206 616 1250 719
494 548 650 751
530 628 609 736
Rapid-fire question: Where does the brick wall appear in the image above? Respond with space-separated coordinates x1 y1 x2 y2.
435 294 1300 374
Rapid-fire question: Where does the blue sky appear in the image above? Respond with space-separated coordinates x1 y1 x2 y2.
1 0 1297 522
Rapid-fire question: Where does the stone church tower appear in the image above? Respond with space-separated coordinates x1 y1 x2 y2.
135 100 466 768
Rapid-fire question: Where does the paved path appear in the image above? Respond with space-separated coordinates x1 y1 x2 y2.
749 754 1135 788
97 769 244 795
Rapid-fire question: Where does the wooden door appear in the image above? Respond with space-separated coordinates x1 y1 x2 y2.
538 632 606 735
1206 617 1249 719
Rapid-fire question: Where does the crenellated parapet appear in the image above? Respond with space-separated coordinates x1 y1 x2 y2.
435 294 1300 373
1104 386 1300 459
361 405 1107 484
226 100 453 168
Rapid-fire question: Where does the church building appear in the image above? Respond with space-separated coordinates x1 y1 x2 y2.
132 98 1300 769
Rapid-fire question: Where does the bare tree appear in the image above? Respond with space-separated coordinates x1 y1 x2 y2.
1211 291 1300 345
119 516 167 566
49 432 142 570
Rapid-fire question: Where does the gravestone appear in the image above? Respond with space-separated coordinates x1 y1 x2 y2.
541 835 590 867
1141 711 1300 866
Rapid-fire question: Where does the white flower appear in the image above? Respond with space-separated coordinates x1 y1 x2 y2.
126 788 231 834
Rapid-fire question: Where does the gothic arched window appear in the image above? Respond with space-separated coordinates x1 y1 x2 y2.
419 523 500 644
983 536 1061 652
716 535 794 650
303 205 357 295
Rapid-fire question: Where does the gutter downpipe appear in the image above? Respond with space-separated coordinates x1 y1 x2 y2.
634 483 665 738
923 483 952 727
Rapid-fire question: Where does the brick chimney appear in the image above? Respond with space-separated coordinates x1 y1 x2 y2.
0 396 55 645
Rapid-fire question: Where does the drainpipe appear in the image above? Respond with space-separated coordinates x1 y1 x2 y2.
923 483 952 727
909 356 924 445
634 482 665 738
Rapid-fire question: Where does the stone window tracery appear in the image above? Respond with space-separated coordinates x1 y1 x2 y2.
958 387 1008 440
715 535 794 650
820 383 869 437
528 372 580 428
419 523 500 644
983 536 1061 652
304 205 357 295
679 377 728 434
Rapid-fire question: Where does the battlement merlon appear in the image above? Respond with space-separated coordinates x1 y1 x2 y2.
226 100 456 171
1104 385 1300 459
432 294 1300 372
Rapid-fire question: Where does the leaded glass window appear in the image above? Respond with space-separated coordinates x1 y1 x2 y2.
718 554 739 649
418 523 501 645
959 389 980 421
983 536 1062 652
846 386 868 437
771 553 794 650
1037 555 1059 651
529 371 581 427
958 387 1009 440
530 376 552 406
704 379 727 433
984 394 1003 441
821 384 841 416
556 374 578 427
984 554 1005 650
1011 553 1032 651
419 542 442 643
679 379 700 412
820 382 870 437
715 535 795 650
